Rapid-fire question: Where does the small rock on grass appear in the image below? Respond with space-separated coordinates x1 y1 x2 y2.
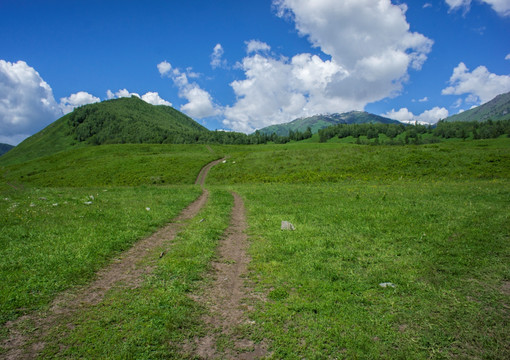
379 282 396 288
281 221 296 231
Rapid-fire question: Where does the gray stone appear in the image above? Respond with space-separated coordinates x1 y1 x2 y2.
281 221 296 231
379 282 396 288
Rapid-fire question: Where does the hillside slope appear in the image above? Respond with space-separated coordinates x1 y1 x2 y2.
0 97 208 166
257 111 401 136
446 91 510 123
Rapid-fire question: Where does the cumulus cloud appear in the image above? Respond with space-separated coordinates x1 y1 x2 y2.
107 89 172 106
141 92 172 106
0 60 62 145
442 62 510 104
210 44 227 69
383 107 449 124
505 53 510 60
59 91 100 114
107 88 139 99
106 88 172 106
246 40 271 54
445 0 510 16
157 60 172 76
222 0 432 132
157 61 219 119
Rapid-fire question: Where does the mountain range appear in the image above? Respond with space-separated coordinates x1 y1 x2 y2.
257 111 401 136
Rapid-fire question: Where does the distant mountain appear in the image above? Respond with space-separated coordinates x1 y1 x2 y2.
445 91 510 123
0 143 14 156
0 96 209 165
257 111 401 136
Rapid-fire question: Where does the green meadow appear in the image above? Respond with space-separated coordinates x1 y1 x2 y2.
1 139 509 358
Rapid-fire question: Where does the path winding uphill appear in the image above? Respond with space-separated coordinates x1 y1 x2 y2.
2 157 265 359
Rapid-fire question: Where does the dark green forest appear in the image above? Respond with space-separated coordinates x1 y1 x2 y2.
318 119 510 144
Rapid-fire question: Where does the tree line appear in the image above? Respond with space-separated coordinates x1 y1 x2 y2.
317 119 510 145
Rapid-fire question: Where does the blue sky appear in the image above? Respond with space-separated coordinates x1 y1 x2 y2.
1 0 509 145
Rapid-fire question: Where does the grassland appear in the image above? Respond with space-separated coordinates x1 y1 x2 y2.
39 188 234 359
0 185 202 326
207 138 510 184
235 181 509 358
1 144 220 189
1 138 509 358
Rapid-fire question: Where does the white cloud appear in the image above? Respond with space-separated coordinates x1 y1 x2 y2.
419 96 429 102
59 91 100 114
222 0 432 132
107 88 140 99
157 60 172 76
0 60 62 145
245 40 271 54
157 61 219 119
445 0 471 12
445 0 510 16
505 53 510 60
107 88 172 107
210 44 227 69
274 0 432 71
383 107 449 124
442 62 510 104
141 92 172 106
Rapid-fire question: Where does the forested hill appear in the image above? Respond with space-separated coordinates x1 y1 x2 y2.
0 97 209 165
445 91 510 123
257 111 401 136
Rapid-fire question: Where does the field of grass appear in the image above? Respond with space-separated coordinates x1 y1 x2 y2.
0 185 201 327
235 181 509 358
1 137 509 358
0 144 221 189
207 138 510 184
39 188 234 359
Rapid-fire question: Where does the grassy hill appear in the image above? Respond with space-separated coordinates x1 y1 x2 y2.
257 111 401 136
0 97 209 166
0 143 14 156
446 91 510 122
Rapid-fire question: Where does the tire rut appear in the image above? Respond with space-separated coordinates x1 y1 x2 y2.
188 192 267 359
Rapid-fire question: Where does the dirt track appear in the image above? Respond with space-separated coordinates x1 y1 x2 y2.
2 158 224 359
188 192 266 359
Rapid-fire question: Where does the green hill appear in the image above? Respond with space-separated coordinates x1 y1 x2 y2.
0 97 208 166
446 91 510 123
257 111 401 136
0 143 14 156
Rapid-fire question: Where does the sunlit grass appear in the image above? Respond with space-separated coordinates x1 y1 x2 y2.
0 185 201 326
40 188 233 359
236 182 510 358
207 138 510 184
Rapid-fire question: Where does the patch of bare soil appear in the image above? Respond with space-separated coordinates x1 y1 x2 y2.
186 192 267 359
2 159 222 360
195 158 225 186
